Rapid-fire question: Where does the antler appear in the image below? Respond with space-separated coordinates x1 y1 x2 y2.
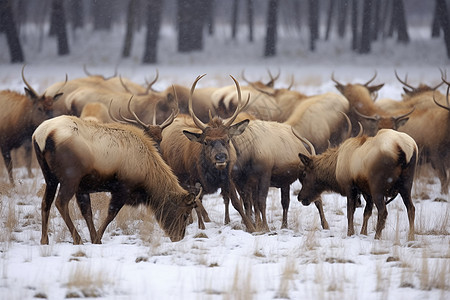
144 69 159 93
21 65 40 98
331 72 344 89
189 74 208 130
393 107 416 121
224 75 250 127
353 108 379 121
338 111 352 140
287 75 295 90
364 71 377 87
394 70 415 92
266 68 280 88
83 64 118 80
433 84 450 111
291 127 316 156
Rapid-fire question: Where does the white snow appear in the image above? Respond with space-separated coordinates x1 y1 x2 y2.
0 23 449 299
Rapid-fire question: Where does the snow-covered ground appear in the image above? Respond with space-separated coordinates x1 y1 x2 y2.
0 24 449 299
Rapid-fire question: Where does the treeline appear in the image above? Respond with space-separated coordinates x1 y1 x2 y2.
0 0 449 63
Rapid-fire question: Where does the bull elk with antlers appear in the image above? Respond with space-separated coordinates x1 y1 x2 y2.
160 75 256 232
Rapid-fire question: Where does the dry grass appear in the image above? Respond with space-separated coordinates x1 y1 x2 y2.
225 263 254 300
275 256 298 298
65 263 114 298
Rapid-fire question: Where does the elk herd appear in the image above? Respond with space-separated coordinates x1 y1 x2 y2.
1 65 449 245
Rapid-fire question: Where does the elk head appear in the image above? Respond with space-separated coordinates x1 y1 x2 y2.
395 70 445 97
109 88 179 147
332 72 384 101
183 74 250 170
433 77 450 112
22 65 64 125
353 107 415 136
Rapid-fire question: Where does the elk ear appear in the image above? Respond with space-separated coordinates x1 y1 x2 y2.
228 119 249 137
395 117 409 129
334 84 345 94
368 83 384 94
298 153 313 168
183 130 202 143
53 93 64 102
24 87 38 101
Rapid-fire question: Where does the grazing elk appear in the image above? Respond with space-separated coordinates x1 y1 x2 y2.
0 66 62 185
332 72 414 136
160 75 256 232
296 129 418 240
33 115 200 244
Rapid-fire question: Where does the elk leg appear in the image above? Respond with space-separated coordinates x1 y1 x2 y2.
23 139 33 178
228 182 256 233
55 185 82 244
75 193 98 243
1 148 14 186
95 192 126 243
360 193 373 236
314 198 329 230
399 165 416 241
220 190 230 224
374 194 388 240
40 180 58 245
280 185 290 229
346 189 358 236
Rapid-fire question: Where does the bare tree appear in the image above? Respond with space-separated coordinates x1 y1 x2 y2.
142 0 163 63
177 0 207 52
0 0 24 62
264 0 279 56
337 0 349 38
436 0 450 58
247 0 254 42
231 0 239 39
68 0 84 30
325 0 336 41
351 0 358 50
392 0 409 43
359 0 373 53
50 0 69 55
308 0 320 51
122 0 138 58
432 0 441 37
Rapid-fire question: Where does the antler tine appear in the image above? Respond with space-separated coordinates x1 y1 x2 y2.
126 96 150 129
189 74 208 130
433 85 450 110
338 111 352 140
159 85 180 130
393 107 416 121
145 69 159 93
364 71 377 86
83 64 93 77
266 68 280 87
353 107 378 121
119 76 133 93
224 75 250 127
394 70 415 91
54 73 68 95
331 72 344 88
108 99 127 123
356 122 364 137
21 65 40 98
291 127 316 156
287 74 295 90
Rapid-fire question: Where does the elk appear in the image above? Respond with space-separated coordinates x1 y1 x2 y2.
284 92 350 153
332 73 414 136
212 71 306 122
0 66 62 185
296 129 418 240
32 115 200 245
160 75 256 232
80 102 113 123
397 80 450 195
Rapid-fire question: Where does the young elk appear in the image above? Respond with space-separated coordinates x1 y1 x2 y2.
160 75 256 232
0 66 62 185
297 129 418 240
32 115 200 244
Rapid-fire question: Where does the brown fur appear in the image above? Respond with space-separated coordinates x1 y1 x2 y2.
80 102 113 123
32 115 197 244
0 89 60 185
297 129 417 240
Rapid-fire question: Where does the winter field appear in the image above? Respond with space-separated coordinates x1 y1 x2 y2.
0 23 449 299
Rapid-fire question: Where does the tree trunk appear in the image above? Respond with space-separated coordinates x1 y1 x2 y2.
93 0 112 31
177 0 207 53
359 0 372 53
392 0 409 43
372 0 381 40
337 0 349 38
231 0 239 39
308 0 319 51
436 0 450 58
0 0 24 62
51 0 69 55
247 0 254 42
142 0 163 63
122 0 138 58
205 0 215 35
264 0 279 57
69 0 83 30
325 0 336 41
351 0 358 50
432 0 441 37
